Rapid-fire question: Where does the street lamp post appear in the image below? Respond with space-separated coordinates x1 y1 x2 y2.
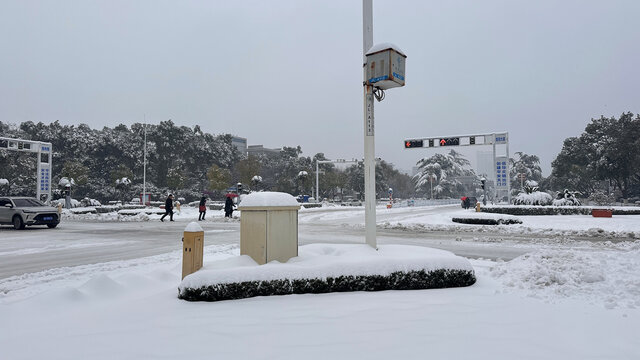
481 177 487 205
430 174 435 200
142 120 147 206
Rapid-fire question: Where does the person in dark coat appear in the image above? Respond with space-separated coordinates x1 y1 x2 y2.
198 196 207 221
224 196 234 218
161 194 174 222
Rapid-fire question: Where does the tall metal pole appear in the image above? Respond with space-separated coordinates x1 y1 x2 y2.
430 176 433 200
36 145 42 201
315 160 319 202
492 133 497 203
363 0 376 249
506 132 511 204
48 146 52 204
143 117 147 206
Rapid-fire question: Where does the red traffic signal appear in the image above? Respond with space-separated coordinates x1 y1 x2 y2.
404 139 424 148
439 137 460 146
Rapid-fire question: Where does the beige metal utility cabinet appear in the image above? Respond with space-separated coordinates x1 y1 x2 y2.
238 192 301 265
182 222 204 280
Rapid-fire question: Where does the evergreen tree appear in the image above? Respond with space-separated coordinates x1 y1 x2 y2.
551 112 640 198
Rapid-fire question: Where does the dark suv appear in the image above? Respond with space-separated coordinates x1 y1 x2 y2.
0 197 60 229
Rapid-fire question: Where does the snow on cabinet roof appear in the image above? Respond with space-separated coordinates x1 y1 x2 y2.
184 222 203 233
366 42 406 57
239 192 300 208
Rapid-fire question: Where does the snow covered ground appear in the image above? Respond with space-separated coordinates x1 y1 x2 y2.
59 203 640 239
300 204 640 239
1 243 638 359
1 205 639 359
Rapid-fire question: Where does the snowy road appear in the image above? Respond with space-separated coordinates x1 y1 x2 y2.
0 205 522 279
1 204 639 360
0 204 629 279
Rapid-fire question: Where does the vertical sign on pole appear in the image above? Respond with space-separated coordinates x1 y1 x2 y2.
363 0 376 249
493 133 510 203
38 143 52 204
495 156 508 201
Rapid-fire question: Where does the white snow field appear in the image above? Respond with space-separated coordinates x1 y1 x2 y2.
303 204 640 239
1 204 639 359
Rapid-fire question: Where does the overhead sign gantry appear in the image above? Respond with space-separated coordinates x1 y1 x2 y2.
0 137 53 203
404 132 511 203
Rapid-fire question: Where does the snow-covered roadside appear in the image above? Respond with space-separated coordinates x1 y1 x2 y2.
60 206 239 223
0 244 238 303
372 208 640 239
1 242 638 360
491 242 640 309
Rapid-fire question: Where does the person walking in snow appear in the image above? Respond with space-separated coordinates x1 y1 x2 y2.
224 196 234 218
161 194 174 222
198 196 207 221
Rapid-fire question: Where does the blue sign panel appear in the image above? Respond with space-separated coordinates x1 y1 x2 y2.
495 158 508 188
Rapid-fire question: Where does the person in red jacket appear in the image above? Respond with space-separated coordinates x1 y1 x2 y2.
198 196 207 221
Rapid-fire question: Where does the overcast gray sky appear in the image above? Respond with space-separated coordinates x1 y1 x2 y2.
1 0 638 175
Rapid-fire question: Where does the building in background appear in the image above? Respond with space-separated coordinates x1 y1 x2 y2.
231 136 247 157
247 145 282 157
476 151 494 181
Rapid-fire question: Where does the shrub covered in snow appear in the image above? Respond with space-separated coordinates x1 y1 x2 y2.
587 190 615 206
115 177 131 186
552 189 581 206
513 191 553 206
81 197 101 207
179 269 476 302
58 177 76 190
179 244 476 302
452 216 522 225
482 205 640 216
51 198 81 208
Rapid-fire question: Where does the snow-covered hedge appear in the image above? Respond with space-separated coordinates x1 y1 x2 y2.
301 203 322 209
482 205 640 216
452 216 522 225
179 244 476 302
513 191 552 206
179 269 476 302
552 198 581 206
81 197 101 207
95 205 122 213
51 198 81 208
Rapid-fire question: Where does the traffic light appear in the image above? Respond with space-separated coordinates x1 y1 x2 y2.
470 136 475 145
428 139 434 147
404 139 424 148
439 137 460 146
